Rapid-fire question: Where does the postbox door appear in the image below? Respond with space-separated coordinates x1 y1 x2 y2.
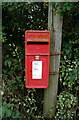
26 55 49 88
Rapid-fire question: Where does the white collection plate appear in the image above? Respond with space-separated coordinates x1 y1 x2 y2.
32 61 42 79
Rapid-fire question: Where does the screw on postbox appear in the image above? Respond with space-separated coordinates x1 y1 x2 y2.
25 30 50 88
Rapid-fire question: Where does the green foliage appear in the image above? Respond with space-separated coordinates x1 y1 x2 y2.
55 92 77 120
58 3 79 16
59 40 79 91
52 2 79 18
2 102 22 119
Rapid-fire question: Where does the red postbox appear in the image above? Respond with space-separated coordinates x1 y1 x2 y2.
25 30 50 88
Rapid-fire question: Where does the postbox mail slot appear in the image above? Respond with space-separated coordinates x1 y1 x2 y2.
27 39 48 42
27 42 48 44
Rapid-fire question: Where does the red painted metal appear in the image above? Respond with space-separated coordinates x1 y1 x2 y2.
25 30 50 88
50 53 61 55
49 72 60 75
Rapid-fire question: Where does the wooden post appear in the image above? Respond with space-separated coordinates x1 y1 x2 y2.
43 2 63 119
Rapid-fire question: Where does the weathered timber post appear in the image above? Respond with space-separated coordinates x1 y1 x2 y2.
43 2 63 119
